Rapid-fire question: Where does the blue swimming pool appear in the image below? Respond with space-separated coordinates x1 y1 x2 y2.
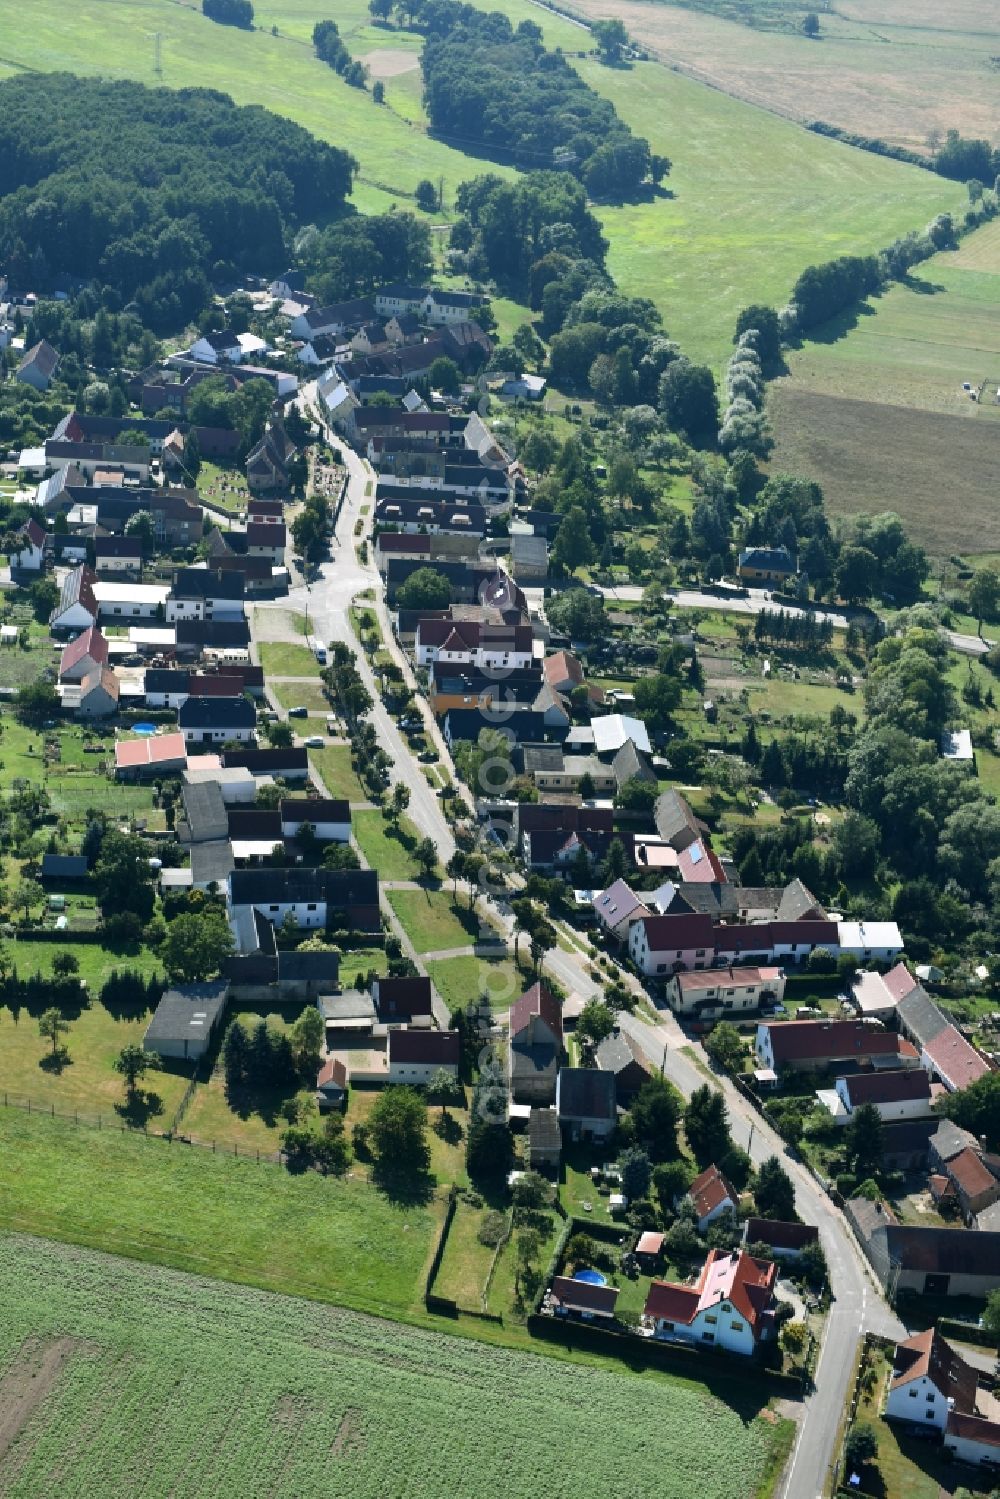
573 1268 607 1286
132 723 157 736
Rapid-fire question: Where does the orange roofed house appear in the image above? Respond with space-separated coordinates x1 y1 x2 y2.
642 1247 778 1355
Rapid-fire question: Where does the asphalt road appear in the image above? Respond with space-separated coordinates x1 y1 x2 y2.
280 389 905 1495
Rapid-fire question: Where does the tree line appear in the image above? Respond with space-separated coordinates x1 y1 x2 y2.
417 2 667 198
203 0 254 28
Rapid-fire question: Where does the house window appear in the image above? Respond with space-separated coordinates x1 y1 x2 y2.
696 949 706 957
269 904 279 912
701 1332 715 1342
924 1411 935 1420
656 964 667 974
730 1321 744 1332
662 1321 675 1332
704 1315 717 1325
307 904 317 912
909 1389 918 1399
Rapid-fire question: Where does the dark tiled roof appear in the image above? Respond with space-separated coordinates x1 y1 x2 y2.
557 1067 616 1121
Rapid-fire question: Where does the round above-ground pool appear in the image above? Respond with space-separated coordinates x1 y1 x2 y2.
572 1268 607 1286
131 723 157 736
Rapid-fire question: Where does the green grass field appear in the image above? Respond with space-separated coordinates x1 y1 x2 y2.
270 681 330 714
769 217 1000 556
353 809 429 881
257 641 322 678
425 953 524 1015
387 889 476 955
0 1108 442 1314
0 1231 791 1499
308 745 368 802
0 0 961 366
0 991 186 1121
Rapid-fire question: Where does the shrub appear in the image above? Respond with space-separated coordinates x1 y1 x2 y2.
477 1210 508 1248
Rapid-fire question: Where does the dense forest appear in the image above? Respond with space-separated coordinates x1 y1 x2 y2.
418 2 668 198
0 75 356 330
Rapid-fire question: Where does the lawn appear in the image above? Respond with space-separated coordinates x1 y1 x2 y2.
353 809 429 881
338 946 388 988
425 953 525 1016
257 641 322 678
564 0 1000 155
387 889 477 955
346 1086 469 1188
769 216 1000 556
308 744 369 803
0 994 187 1123
0 1108 443 1316
8 938 164 989
0 1231 792 1499
432 1197 501 1309
270 681 330 714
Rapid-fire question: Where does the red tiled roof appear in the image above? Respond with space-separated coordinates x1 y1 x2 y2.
689 1164 737 1221
635 912 716 952
24 517 45 548
677 840 728 885
316 1056 347 1090
59 625 108 676
884 962 919 1003
643 1280 702 1324
188 675 244 697
543 650 583 688
923 1026 991 1091
892 1328 977 1411
764 1019 915 1064
947 1147 998 1201
945 1412 1000 1448
509 981 563 1044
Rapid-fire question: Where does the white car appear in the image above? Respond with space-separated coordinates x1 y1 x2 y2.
302 734 324 748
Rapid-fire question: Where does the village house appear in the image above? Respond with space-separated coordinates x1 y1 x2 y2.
527 1108 562 1173
849 962 919 1020
847 1197 1000 1299
654 789 710 852
94 536 142 577
592 880 652 943
315 1055 348 1111
226 867 379 948
167 569 246 623
642 1247 778 1355
755 1017 918 1075
508 981 563 1105
372 976 434 1025
58 624 108 683
49 565 99 632
16 339 59 391
414 618 534 671
665 965 785 1020
884 1327 1000 1467
190 329 242 365
178 695 255 747
686 1164 739 1232
556 1067 617 1141
279 798 351 844
825 1068 933 1123
742 1219 819 1261
63 667 120 719
737 545 796 586
387 1028 461 1085
12 516 45 572
593 1030 652 1105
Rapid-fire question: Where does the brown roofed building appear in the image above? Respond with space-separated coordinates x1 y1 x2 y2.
743 1219 819 1259
687 1164 739 1231
387 1028 460 1083
549 1275 620 1320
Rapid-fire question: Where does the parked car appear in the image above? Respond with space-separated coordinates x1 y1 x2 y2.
287 706 309 718
302 734 324 748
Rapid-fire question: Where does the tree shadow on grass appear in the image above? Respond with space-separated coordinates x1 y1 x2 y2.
371 1163 436 1206
114 1088 164 1127
222 1079 297 1129
38 1047 72 1074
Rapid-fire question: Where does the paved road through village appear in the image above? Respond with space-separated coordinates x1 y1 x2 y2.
275 385 903 1497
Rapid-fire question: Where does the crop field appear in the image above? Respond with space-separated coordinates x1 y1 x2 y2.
768 388 1000 557
566 0 1000 152
0 1233 791 1499
770 218 1000 556
0 0 959 367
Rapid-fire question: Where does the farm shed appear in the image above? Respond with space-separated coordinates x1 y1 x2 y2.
143 982 229 1062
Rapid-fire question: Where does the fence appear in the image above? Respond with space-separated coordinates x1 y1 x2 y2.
0 1091 286 1167
422 1186 505 1325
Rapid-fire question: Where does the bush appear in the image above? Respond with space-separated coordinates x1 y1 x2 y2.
844 1421 879 1469
477 1210 508 1248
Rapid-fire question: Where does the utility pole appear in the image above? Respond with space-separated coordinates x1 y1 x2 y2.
145 31 163 77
